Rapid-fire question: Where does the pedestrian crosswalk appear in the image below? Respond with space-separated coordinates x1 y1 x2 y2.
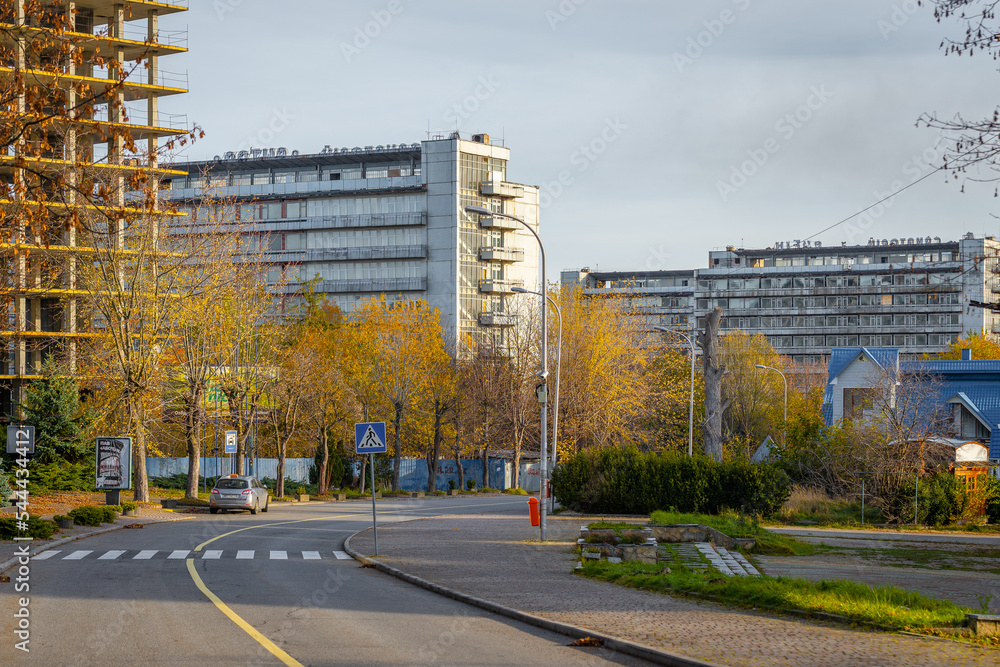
30 549 356 563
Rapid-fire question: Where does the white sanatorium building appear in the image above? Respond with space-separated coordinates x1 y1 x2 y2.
163 133 540 350
564 235 1000 363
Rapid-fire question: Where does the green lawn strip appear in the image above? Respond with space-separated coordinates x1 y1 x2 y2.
579 559 970 630
768 520 1000 534
840 546 1000 574
649 509 820 556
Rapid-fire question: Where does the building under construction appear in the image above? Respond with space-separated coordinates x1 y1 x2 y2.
0 0 188 415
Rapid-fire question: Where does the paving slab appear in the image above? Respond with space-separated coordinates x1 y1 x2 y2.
349 512 998 667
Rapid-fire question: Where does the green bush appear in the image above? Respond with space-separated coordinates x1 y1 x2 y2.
0 515 56 539
466 479 476 491
0 459 12 508
551 447 791 517
503 488 528 495
27 460 95 494
121 501 137 512
68 505 118 526
985 476 1000 525
891 473 969 526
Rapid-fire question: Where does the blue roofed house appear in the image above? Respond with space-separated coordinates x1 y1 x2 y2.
822 347 998 484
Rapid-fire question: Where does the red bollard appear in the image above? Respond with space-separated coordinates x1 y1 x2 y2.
528 497 540 527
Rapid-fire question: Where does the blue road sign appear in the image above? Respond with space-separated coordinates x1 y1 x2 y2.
355 422 387 454
224 430 238 454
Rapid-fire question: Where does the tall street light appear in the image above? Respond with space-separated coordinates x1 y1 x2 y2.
465 205 548 540
755 364 787 443
653 325 696 457
513 286 562 511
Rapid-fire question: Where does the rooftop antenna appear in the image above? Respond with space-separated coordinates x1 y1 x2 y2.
426 119 431 140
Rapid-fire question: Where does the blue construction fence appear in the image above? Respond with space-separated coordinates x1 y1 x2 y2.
148 456 541 491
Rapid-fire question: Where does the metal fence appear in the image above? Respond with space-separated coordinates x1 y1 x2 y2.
146 457 313 483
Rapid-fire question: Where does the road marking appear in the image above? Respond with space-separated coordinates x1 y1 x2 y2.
270 551 287 560
236 550 255 560
168 550 190 559
302 551 321 560
64 550 92 560
31 550 60 560
333 551 352 560
133 550 157 560
98 550 126 560
186 559 304 667
202 550 223 559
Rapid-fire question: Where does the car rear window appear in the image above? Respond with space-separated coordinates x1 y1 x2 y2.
216 479 248 489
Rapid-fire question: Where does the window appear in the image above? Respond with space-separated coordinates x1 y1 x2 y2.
844 388 875 420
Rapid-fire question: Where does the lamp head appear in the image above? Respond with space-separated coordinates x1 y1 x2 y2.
464 205 492 216
511 287 528 294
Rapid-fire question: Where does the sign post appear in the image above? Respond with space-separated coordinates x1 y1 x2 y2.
355 422 387 556
224 431 237 476
6 425 34 455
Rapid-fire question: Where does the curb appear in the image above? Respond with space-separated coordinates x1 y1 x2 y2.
343 529 719 667
0 515 193 575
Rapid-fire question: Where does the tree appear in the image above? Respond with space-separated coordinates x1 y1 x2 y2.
646 342 705 453
458 340 506 489
420 341 457 493
720 331 785 457
698 307 725 461
935 331 1000 359
18 357 92 463
349 298 447 491
918 1 1000 187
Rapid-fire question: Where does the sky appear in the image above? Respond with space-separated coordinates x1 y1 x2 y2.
164 0 1000 277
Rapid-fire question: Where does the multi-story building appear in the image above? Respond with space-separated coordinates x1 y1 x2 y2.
565 234 1000 363
163 132 541 351
0 1 189 413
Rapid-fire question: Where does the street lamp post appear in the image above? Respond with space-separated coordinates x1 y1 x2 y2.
465 205 548 541
755 364 787 442
653 326 696 457
513 286 562 512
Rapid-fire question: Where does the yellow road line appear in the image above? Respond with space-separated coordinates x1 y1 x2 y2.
186 558 303 667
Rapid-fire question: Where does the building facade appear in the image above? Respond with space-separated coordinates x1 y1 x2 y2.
1 0 188 412
163 133 541 350
565 235 1000 363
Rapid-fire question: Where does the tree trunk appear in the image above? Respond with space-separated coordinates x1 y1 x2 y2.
455 453 465 492
428 402 443 492
184 389 201 499
277 427 287 498
317 429 330 496
359 456 367 494
481 446 490 489
131 398 149 502
698 307 725 461
392 403 403 491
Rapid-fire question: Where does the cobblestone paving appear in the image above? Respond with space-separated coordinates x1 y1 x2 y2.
350 513 999 667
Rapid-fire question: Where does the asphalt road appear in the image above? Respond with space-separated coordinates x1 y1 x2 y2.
1 497 648 667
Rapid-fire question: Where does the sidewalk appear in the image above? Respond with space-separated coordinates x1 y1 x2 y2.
347 512 998 667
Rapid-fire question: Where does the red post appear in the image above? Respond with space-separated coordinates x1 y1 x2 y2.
528 497 540 527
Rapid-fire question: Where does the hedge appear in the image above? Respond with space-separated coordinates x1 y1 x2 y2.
551 447 791 517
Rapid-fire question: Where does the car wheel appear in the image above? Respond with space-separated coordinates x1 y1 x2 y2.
262 498 269 513
210 507 218 514
250 501 258 515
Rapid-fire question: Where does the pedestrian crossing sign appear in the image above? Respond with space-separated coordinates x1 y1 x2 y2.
355 422 387 454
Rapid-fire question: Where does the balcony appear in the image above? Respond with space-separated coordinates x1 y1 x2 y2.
477 215 520 232
479 312 517 327
479 279 523 294
479 246 524 263
480 181 524 199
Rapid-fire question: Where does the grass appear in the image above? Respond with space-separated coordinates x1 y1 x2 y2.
588 521 644 531
579 559 971 630
503 488 528 495
649 509 819 556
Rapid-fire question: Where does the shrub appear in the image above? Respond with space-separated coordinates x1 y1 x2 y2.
68 505 118 526
985 477 1000 525
121 501 138 512
447 479 456 491
890 473 970 526
0 515 55 540
503 488 528 495
551 447 791 517
27 460 95 494
0 459 12 508
466 479 476 491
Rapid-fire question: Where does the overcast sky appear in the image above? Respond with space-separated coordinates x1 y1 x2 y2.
165 0 998 276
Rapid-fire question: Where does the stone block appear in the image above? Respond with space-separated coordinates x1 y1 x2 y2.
967 614 1000 636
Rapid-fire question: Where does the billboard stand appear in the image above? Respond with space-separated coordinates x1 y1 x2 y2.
105 489 121 506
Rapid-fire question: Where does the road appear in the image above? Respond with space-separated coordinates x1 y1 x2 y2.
1 497 647 666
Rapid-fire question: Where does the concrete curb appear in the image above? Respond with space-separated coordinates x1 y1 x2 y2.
343 529 719 667
0 515 193 575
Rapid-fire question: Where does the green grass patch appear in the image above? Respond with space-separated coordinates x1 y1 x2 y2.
650 509 818 556
503 488 528 495
579 559 969 629
588 521 644 531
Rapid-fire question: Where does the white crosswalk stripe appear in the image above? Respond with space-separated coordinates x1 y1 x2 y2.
167 550 190 559
133 550 157 560
98 550 126 560
236 550 254 560
333 551 352 560
64 550 92 560
270 551 287 560
202 550 223 559
31 551 60 560
35 549 350 562
302 551 320 560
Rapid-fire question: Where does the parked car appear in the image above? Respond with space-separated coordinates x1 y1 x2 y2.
210 475 269 514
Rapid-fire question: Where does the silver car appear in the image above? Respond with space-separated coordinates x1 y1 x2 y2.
209 475 269 514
